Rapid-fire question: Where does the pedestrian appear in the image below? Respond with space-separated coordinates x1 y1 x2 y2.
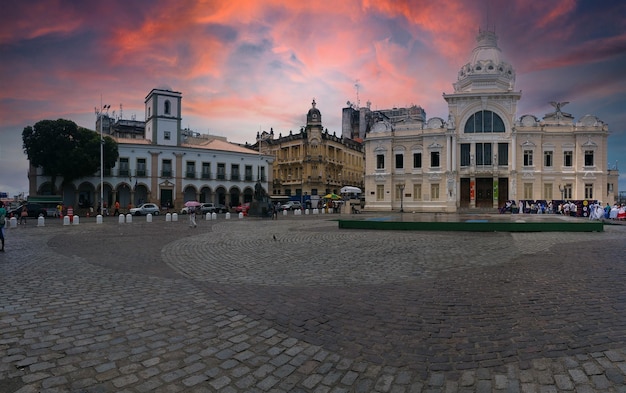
20 205 28 225
0 201 6 251
114 201 120 216
189 206 197 228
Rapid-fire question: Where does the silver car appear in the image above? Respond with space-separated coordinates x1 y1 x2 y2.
130 203 160 216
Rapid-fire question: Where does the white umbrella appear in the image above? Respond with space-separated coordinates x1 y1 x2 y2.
184 201 201 207
340 186 362 194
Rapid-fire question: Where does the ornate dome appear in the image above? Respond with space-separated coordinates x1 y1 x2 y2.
306 99 322 126
453 29 516 93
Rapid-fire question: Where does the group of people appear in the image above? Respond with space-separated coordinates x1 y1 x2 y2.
588 202 626 221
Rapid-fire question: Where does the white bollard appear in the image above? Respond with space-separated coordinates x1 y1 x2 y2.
63 216 71 225
305 209 310 215
10 216 17 228
172 213 178 222
238 212 244 219
72 215 80 225
118 214 125 223
225 212 231 220
211 212 217 220
166 213 172 222
125 214 133 223
96 214 103 224
205 212 211 221
283 210 288 216
313 208 319 215
146 213 152 223
37 216 45 227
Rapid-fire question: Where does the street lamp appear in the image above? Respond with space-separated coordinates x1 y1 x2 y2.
95 103 110 215
558 184 564 201
399 183 405 213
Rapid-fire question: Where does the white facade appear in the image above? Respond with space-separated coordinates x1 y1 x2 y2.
29 88 273 211
364 29 618 213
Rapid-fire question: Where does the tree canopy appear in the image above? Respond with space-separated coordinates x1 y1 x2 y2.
22 119 119 194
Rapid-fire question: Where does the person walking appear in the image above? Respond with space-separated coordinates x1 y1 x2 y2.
0 202 6 251
114 201 120 216
189 206 197 228
20 206 28 225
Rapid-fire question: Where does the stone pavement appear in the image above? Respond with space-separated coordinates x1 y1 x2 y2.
1 214 626 392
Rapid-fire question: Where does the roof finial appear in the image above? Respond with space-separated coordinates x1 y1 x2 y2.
312 98 316 108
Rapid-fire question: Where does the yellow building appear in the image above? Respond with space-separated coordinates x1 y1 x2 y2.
253 100 364 207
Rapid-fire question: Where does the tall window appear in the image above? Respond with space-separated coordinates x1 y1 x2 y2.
376 154 385 169
584 150 594 166
376 185 384 201
185 161 196 179
162 159 172 177
460 144 470 167
413 152 422 168
476 143 492 165
217 163 225 180
164 100 171 114
413 184 422 200
544 183 553 200
119 158 129 176
430 152 440 168
202 162 211 179
395 154 404 169
231 164 240 181
544 151 553 168
464 110 505 133
563 184 573 199
245 165 253 181
260 166 266 181
431 184 440 200
523 150 533 166
563 151 573 167
585 184 593 199
136 158 146 177
498 143 508 165
524 183 533 199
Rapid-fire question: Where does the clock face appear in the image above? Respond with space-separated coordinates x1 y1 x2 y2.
312 114 317 119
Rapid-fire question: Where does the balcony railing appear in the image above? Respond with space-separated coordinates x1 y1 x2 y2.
162 170 172 178
186 172 196 179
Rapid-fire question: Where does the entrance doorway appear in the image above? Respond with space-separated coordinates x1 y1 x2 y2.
475 178 493 208
160 189 173 209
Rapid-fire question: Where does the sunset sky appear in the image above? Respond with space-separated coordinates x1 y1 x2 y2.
1 0 625 198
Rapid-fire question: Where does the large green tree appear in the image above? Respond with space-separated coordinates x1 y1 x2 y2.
22 119 119 194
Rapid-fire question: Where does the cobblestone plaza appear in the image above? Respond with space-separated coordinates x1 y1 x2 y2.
1 214 626 392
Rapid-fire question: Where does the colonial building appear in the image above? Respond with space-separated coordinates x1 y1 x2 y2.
363 29 619 212
28 87 274 211
251 100 364 207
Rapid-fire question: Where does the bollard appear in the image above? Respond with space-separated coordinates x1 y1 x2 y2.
172 213 178 222
63 216 71 225
166 213 172 222
10 216 17 228
283 210 288 216
313 208 319 215
211 212 217 220
118 214 125 224
146 213 152 223
125 213 132 223
305 209 310 215
37 216 45 227
72 215 80 225
225 212 231 220
238 212 244 219
96 214 103 224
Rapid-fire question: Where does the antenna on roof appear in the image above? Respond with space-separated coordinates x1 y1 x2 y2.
354 79 360 109
120 104 123 120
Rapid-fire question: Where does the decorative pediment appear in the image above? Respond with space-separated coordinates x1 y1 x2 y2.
428 141 443 150
521 171 535 179
520 139 536 149
429 173 442 181
159 179 174 187
581 136 598 149
392 145 406 152
426 117 444 129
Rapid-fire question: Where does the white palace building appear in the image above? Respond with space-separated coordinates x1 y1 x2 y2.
28 87 273 211
363 29 619 212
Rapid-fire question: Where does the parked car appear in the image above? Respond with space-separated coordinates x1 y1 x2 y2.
234 203 250 214
9 203 48 218
130 203 160 216
280 201 302 211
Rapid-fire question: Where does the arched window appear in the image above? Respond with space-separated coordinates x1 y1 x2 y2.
164 100 171 115
464 110 505 133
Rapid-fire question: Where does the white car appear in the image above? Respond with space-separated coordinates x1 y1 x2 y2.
130 203 160 216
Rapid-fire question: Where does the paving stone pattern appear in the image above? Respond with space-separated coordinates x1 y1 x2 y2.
1 215 626 392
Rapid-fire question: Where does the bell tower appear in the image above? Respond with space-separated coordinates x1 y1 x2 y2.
144 87 182 146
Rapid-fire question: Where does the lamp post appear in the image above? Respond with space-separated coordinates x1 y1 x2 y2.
95 103 110 215
399 183 405 213
558 184 564 201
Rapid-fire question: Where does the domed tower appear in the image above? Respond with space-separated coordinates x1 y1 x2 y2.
306 99 323 141
444 29 522 209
